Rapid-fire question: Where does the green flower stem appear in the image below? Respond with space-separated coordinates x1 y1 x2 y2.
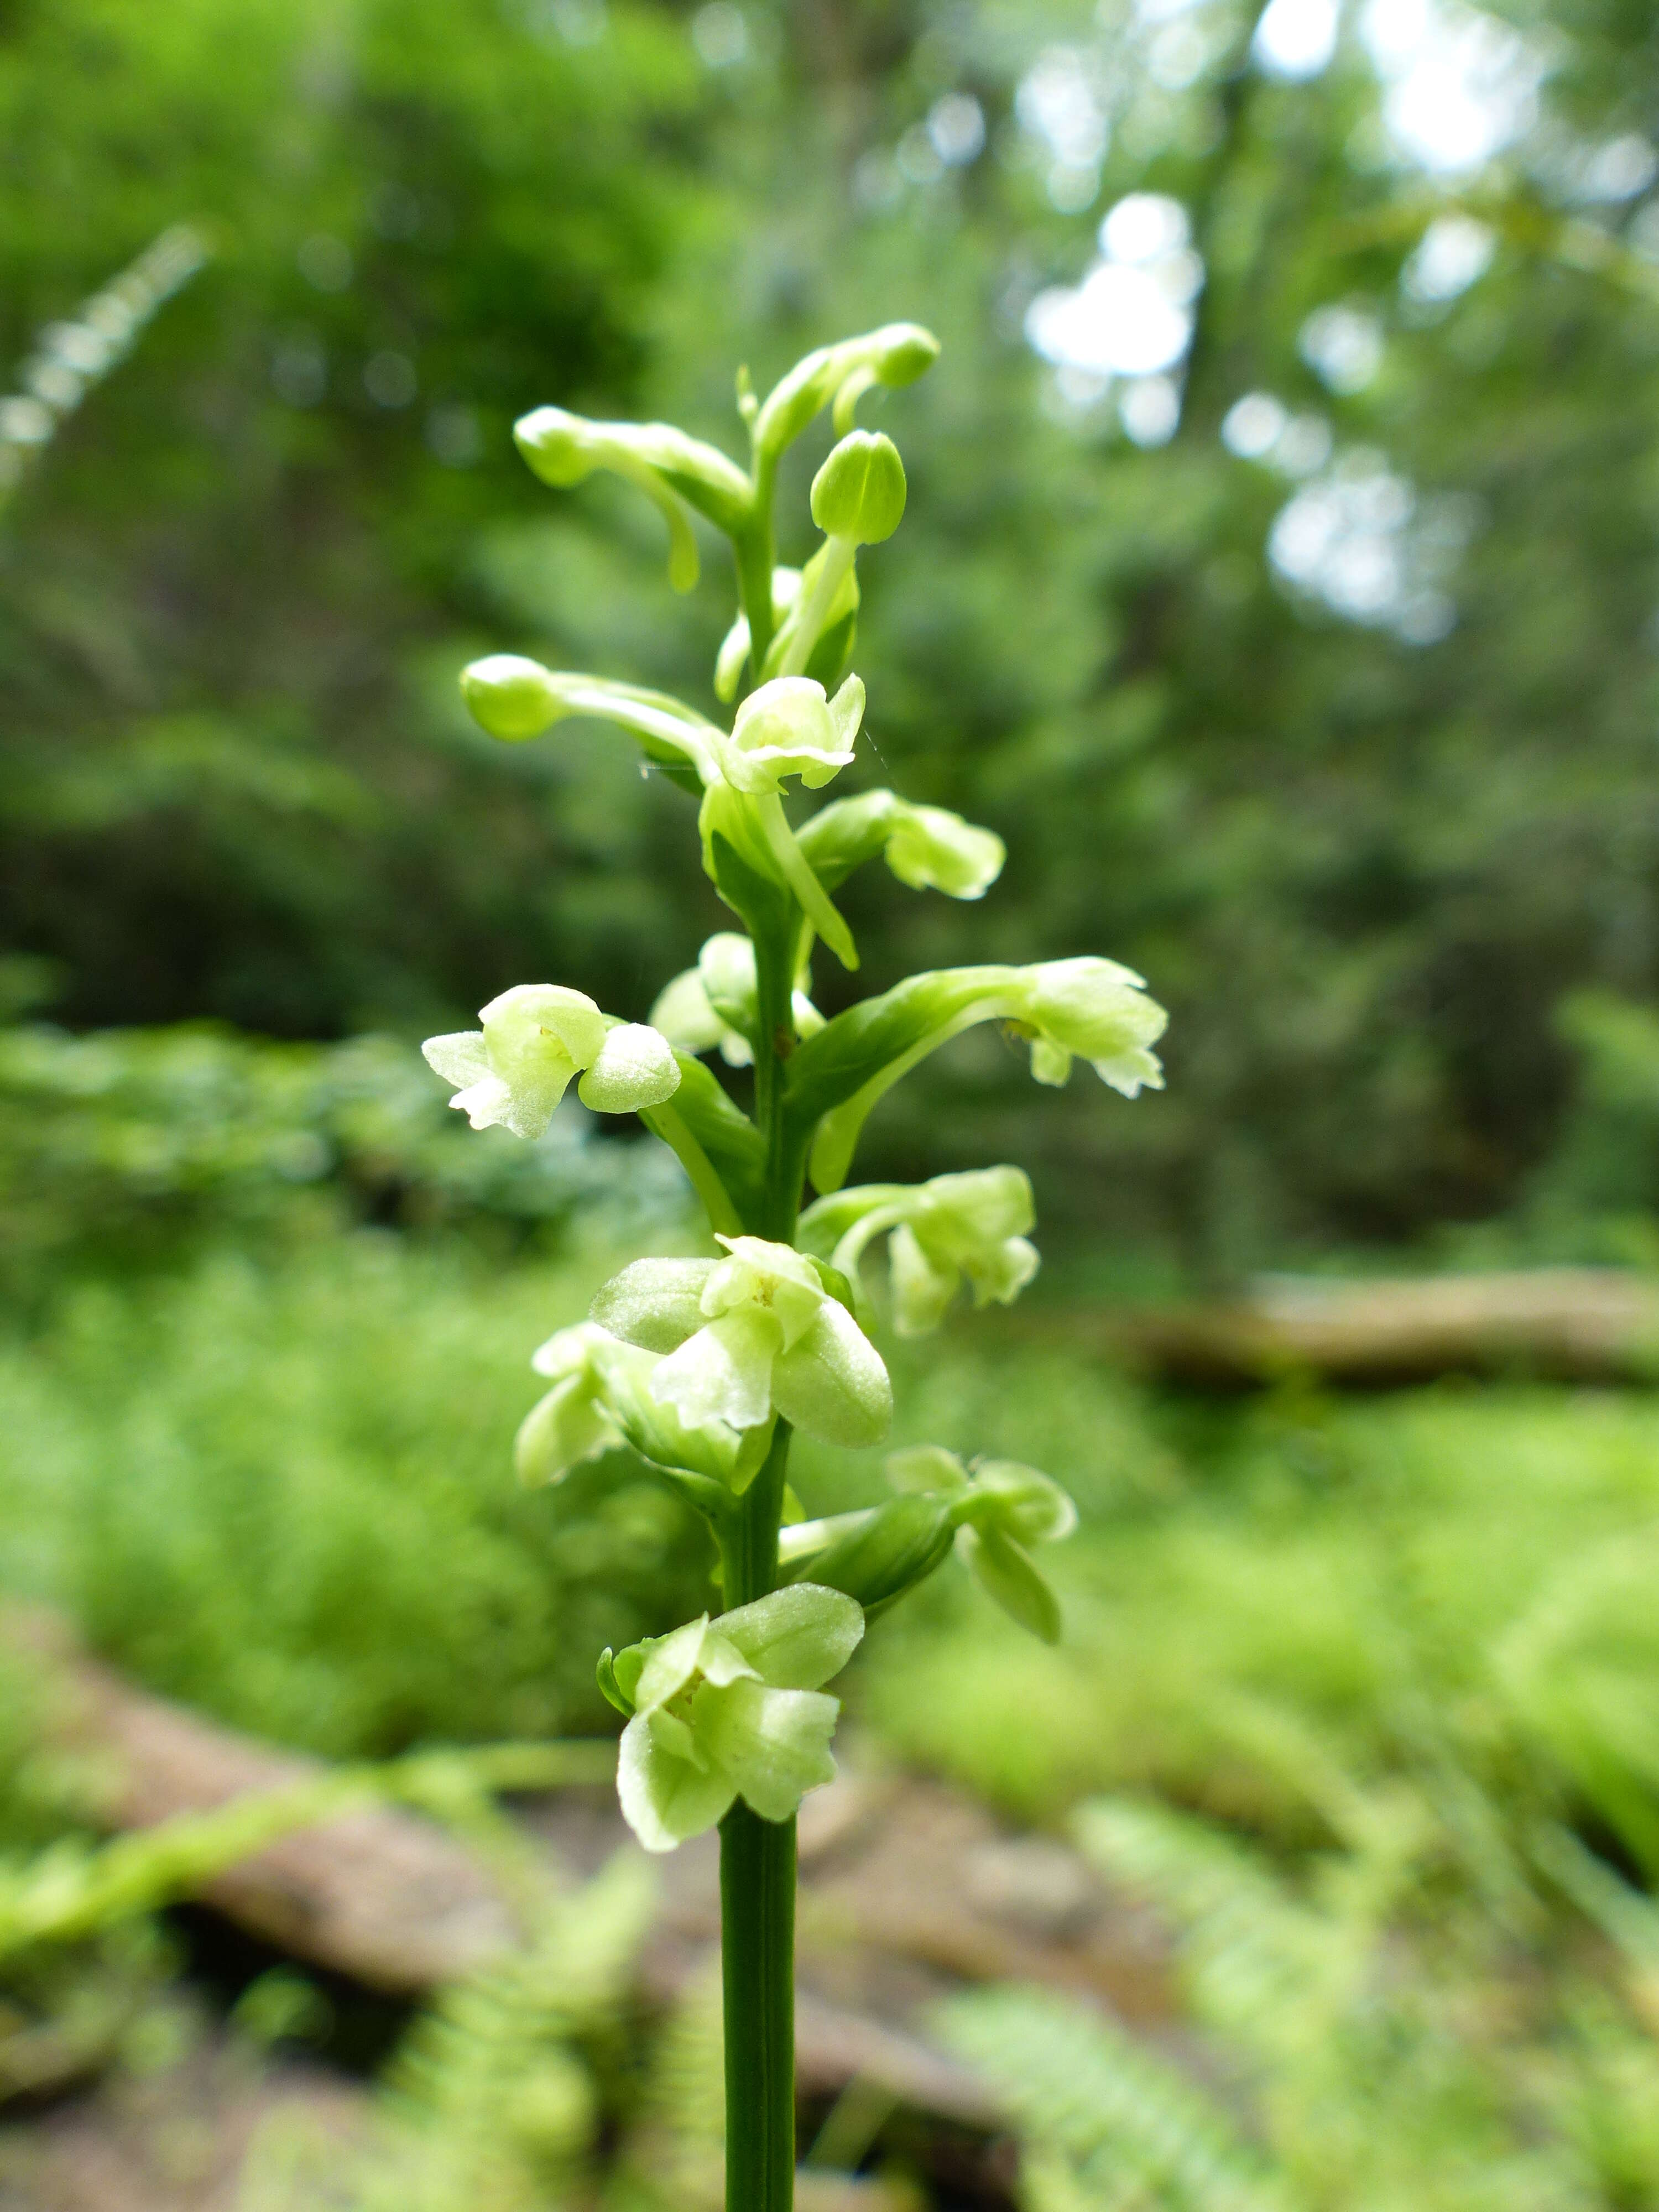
718 1418 796 2212
718 895 804 2212
719 1799 797 2212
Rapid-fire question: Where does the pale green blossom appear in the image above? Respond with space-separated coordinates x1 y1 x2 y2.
650 933 824 1068
613 1585 864 1851
800 1166 1040 1336
422 984 680 1139
591 1235 891 1448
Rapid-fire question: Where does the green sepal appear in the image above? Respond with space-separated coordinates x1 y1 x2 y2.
596 1647 634 1718
956 1524 1062 1645
612 1641 650 1709
785 1493 954 1617
802 1253 862 1317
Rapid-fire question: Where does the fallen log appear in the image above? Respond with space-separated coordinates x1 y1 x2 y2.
0 1604 1173 2164
1089 1267 1659 1388
1 1606 582 1994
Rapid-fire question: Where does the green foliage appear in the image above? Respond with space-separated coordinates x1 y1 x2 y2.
860 1379 1659 1868
0 1238 715 1752
11 2 1659 1261
935 1984 1281 2212
942 1776 1659 2211
0 1008 687 1302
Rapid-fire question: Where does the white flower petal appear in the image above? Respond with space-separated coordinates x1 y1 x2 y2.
449 1073 518 1132
884 803 1004 900
421 1030 491 1088
1091 1047 1166 1098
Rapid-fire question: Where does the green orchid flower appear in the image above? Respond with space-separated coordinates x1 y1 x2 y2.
422 984 680 1139
611 1584 865 1851
785 957 1168 1192
591 1235 891 1452
799 1165 1040 1335
650 932 825 1070
781 1445 1077 1640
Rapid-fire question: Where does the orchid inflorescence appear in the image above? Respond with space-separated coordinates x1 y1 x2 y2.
423 320 1167 2211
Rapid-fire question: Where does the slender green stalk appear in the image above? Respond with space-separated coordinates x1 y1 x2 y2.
719 893 800 2212
719 1421 796 2212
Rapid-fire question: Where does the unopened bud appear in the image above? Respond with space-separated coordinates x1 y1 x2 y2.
460 654 561 742
872 322 941 387
810 432 907 545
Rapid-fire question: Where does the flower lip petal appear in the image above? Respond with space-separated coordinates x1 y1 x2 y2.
692 1678 841 1822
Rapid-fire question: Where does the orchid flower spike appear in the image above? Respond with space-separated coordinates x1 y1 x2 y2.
610 1584 864 1851
801 1166 1040 1337
650 933 825 1070
422 985 680 1138
591 1236 892 1451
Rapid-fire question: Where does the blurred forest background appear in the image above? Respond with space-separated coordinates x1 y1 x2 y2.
8 1 1659 2208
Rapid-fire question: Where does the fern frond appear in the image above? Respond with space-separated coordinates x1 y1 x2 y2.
932 1985 1291 2212
1072 1799 1336 2045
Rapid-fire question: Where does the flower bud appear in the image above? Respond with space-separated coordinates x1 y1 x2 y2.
810 432 907 545
871 322 941 387
460 654 563 742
